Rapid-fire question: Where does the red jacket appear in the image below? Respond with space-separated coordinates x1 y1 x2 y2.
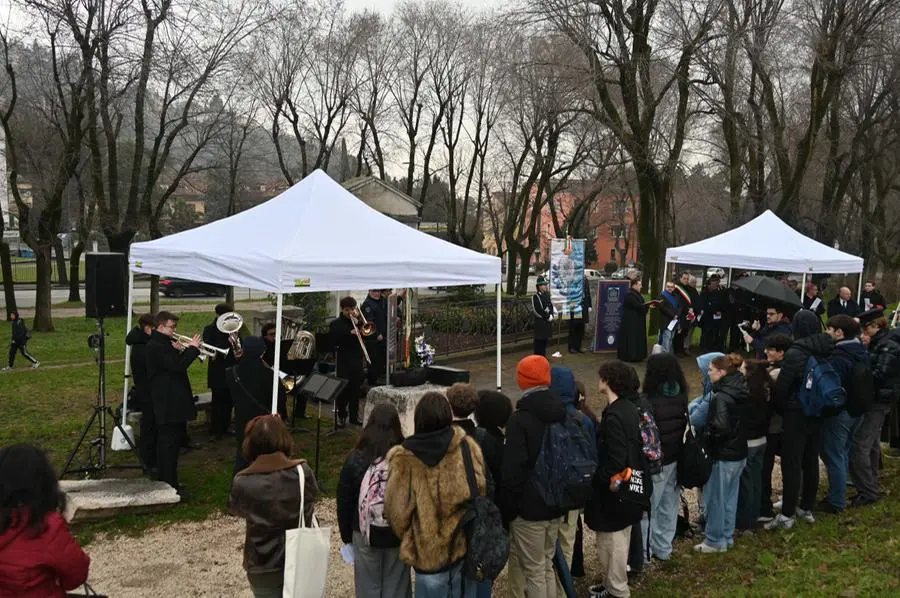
0 511 90 597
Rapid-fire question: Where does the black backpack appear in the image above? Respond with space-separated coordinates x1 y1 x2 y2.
678 421 712 489
451 439 509 582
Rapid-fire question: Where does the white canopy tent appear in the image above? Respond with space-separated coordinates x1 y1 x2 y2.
125 169 503 414
664 209 865 299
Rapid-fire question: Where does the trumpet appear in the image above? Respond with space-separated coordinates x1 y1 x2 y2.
172 333 230 360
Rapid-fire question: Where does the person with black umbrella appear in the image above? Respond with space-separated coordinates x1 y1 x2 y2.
742 306 793 360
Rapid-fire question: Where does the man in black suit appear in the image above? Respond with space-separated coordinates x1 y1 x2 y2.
567 276 593 353
827 287 860 319
126 313 156 470
861 280 887 312
146 311 201 497
202 303 241 440
362 289 387 385
802 282 827 317
329 297 365 427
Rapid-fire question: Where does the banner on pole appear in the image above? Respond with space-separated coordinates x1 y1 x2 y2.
549 238 585 316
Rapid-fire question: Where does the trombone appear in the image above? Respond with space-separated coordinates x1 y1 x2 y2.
353 307 377 337
172 333 229 360
350 312 373 365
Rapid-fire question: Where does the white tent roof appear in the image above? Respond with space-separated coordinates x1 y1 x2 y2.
665 210 863 273
129 170 501 292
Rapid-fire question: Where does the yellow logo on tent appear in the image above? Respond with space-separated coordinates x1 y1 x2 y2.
294 278 311 287
135 261 143 268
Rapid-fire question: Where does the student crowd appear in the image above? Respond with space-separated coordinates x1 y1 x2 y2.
1 304 898 598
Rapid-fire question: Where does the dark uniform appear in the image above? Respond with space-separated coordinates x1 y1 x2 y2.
567 276 593 353
202 318 238 438
227 337 281 474
146 330 200 491
7 314 37 368
330 314 365 425
362 294 387 385
126 326 154 468
698 285 729 353
532 285 555 356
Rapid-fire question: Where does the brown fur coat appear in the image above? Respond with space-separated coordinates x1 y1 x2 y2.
385 426 487 573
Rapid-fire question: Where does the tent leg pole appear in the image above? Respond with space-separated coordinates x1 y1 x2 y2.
386 293 391 387
857 272 864 305
661 262 669 295
271 293 284 414
727 268 733 287
496 283 502 390
801 273 807 298
122 269 135 427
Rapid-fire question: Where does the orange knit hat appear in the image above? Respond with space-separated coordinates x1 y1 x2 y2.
517 355 551 390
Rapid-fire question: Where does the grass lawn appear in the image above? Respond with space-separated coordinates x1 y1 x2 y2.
3 313 900 595
0 311 357 545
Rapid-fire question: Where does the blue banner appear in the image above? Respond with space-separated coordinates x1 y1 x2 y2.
594 281 631 351
549 238 585 316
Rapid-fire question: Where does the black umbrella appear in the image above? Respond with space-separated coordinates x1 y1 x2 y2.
732 275 803 313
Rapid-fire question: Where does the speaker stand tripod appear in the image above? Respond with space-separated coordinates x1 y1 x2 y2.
60 317 146 479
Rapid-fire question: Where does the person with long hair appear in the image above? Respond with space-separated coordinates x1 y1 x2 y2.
337 403 411 598
229 415 318 597
696 354 748 553
641 352 689 562
0 444 90 597
385 392 488 597
736 360 773 530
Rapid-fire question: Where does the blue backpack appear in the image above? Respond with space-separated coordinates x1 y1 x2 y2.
531 413 598 511
797 355 846 417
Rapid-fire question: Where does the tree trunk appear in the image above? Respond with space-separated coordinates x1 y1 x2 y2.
516 247 531 296
225 286 235 306
67 242 85 303
54 237 68 286
33 247 54 332
504 252 517 295
149 274 160 315
0 242 16 316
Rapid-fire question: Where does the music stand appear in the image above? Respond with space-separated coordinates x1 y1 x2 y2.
296 373 347 492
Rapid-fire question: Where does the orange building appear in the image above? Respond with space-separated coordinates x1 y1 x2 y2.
538 187 639 268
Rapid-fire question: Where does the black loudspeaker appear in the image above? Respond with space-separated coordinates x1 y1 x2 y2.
86 253 127 319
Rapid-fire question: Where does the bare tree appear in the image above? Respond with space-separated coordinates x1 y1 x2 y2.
0 9 94 330
532 0 721 291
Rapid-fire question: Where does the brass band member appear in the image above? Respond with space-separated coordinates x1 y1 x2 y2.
126 313 156 471
363 289 387 385
146 311 201 498
330 297 365 427
203 304 242 440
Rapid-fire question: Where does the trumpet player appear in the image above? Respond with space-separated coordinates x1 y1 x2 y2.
147 311 201 499
203 304 241 441
329 297 365 427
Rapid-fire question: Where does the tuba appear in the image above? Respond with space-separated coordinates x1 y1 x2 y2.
216 311 244 355
287 330 316 360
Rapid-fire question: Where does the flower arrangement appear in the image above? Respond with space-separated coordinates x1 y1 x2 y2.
409 335 436 368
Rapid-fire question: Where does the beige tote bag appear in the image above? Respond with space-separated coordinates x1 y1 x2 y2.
283 465 331 598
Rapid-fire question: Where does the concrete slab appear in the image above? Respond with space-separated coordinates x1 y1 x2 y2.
60 478 181 522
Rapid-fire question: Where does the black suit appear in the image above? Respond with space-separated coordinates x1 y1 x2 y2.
827 297 860 319
567 277 593 352
330 315 364 423
698 288 729 353
202 320 238 438
227 358 282 474
146 330 200 489
126 327 154 468
362 295 387 385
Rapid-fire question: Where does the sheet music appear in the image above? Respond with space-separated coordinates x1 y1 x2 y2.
810 297 822 311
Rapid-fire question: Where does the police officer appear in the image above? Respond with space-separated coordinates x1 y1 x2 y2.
532 276 555 356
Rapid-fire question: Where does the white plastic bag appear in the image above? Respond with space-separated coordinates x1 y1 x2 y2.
283 465 331 598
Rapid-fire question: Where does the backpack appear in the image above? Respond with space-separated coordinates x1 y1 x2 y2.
678 421 712 489
845 360 875 417
796 355 846 417
453 440 509 582
531 413 598 511
637 403 664 475
357 458 390 545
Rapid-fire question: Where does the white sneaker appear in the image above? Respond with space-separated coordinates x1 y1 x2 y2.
694 542 727 553
796 508 816 524
0 366 9 372
773 499 783 511
764 514 795 530
31 361 40 369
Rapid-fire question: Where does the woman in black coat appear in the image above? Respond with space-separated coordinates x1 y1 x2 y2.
618 279 656 362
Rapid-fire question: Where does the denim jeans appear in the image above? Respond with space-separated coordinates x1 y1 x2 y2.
704 459 746 549
415 561 476 598
475 579 492 598
736 442 766 529
641 461 679 560
659 328 675 353
849 403 892 502
820 410 858 509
